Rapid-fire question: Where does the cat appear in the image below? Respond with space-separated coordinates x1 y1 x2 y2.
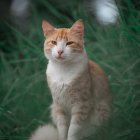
30 19 111 140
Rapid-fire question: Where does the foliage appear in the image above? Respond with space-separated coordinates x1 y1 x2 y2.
0 0 139 140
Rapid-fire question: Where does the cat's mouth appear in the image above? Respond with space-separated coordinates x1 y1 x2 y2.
56 56 64 59
55 56 74 63
54 56 66 62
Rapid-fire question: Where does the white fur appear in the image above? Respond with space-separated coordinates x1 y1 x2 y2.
68 124 81 140
46 59 85 84
52 39 66 59
46 39 88 85
30 124 58 140
47 51 88 85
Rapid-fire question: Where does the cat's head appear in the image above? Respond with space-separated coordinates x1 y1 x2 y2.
42 20 85 63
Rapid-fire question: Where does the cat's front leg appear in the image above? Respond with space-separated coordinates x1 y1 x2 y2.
67 106 89 140
67 123 82 140
51 104 69 140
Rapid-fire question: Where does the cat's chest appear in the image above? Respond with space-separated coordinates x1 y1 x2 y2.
46 62 81 106
46 62 81 85
48 71 73 85
47 71 72 107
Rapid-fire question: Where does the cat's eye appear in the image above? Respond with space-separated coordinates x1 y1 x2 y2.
66 41 74 46
51 41 57 45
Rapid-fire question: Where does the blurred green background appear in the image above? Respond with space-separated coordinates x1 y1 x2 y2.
0 0 139 140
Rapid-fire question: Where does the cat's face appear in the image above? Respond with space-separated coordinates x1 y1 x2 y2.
42 20 84 63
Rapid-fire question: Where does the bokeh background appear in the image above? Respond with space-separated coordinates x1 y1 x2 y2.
0 0 139 140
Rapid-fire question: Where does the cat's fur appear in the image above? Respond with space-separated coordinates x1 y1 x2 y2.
30 20 111 140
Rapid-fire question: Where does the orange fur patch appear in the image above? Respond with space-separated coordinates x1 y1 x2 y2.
45 28 83 52
89 60 105 76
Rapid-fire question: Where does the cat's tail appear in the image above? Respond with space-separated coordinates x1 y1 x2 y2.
30 124 58 140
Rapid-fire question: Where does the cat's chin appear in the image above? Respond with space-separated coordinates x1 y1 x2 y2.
53 57 69 63
46 55 69 63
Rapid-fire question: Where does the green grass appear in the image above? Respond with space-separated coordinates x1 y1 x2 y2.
0 0 139 140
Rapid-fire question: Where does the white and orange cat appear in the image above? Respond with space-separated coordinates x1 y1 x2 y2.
30 20 111 140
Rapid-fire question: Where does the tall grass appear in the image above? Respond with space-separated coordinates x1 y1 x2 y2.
0 0 139 140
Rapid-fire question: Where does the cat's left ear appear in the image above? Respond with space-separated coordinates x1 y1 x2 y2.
70 20 84 38
42 20 55 37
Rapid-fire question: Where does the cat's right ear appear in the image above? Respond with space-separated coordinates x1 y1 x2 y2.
42 20 55 37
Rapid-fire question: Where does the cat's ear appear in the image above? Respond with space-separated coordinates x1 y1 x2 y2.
42 20 55 37
70 20 84 38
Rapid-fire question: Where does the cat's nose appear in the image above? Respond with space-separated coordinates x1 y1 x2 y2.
57 49 64 56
